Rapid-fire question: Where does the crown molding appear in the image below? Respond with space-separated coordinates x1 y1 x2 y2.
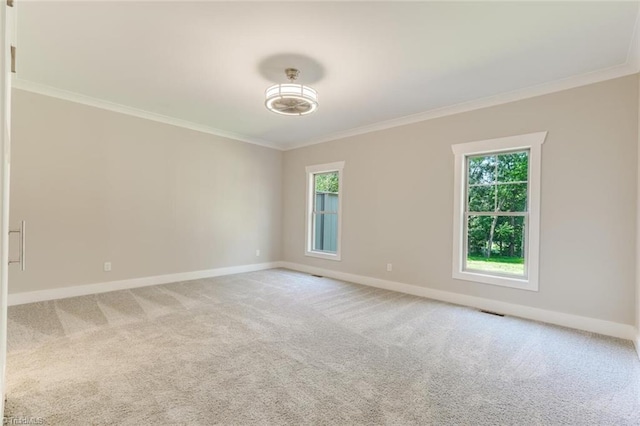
627 3 640 72
285 61 639 150
12 50 640 154
11 78 284 151
284 3 640 150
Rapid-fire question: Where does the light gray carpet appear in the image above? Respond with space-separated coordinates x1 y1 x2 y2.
4 268 640 425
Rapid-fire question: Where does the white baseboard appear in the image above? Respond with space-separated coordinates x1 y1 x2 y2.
8 260 636 343
278 261 636 341
8 262 280 306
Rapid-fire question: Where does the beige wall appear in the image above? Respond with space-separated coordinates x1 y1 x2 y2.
8 76 639 326
9 89 282 293
283 75 639 325
637 72 640 339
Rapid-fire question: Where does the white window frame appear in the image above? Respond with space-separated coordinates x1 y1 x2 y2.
305 161 345 261
451 132 546 291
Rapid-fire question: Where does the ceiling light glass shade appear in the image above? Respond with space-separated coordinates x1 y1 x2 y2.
265 83 319 116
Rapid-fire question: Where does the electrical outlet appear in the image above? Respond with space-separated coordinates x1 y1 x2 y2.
256 249 260 257
386 263 392 272
104 262 112 272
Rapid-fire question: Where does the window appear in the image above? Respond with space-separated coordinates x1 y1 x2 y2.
305 161 344 260
451 132 546 291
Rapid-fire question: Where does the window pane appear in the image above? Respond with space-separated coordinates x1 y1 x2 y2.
313 213 338 253
496 183 527 212
497 151 528 183
314 172 339 213
466 215 525 276
468 185 495 212
468 155 496 185
315 172 339 193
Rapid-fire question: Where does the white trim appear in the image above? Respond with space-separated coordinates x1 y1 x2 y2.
7 262 280 306
305 161 345 175
451 131 547 156
305 161 344 261
627 4 640 72
0 0 11 418
636 27 640 361
284 63 637 150
12 64 640 153
279 261 636 341
451 132 546 292
11 79 283 151
7 260 637 343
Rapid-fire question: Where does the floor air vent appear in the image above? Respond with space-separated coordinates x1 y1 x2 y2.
480 310 505 317
311 274 323 278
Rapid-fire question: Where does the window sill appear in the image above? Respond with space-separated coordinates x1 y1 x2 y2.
453 270 538 292
305 251 342 261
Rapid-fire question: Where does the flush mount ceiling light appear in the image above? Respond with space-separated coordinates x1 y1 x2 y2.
265 68 318 116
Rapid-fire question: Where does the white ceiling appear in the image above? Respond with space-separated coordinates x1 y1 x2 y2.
15 1 640 150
